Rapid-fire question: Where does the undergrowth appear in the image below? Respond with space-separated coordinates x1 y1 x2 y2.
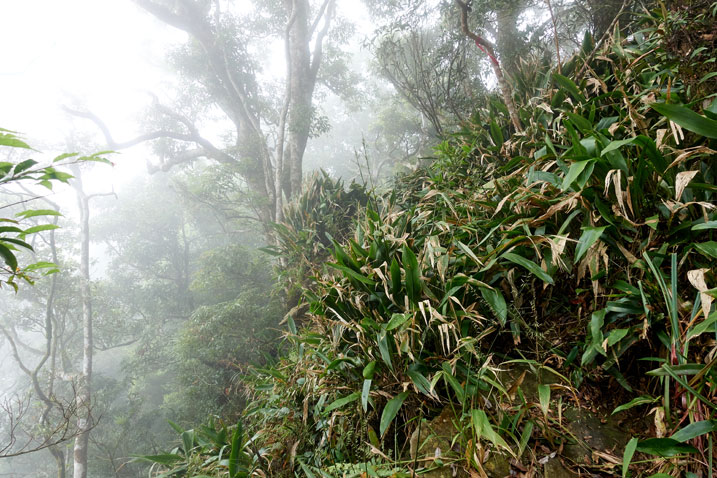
143 3 717 477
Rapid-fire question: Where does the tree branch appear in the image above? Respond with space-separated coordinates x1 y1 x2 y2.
455 0 522 132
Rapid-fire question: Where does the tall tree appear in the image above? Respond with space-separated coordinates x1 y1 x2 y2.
71 0 341 230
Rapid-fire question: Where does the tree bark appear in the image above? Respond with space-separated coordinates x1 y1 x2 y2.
72 169 93 478
455 0 522 132
120 0 336 230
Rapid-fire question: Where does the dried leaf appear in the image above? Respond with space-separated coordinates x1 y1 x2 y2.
688 269 713 320
675 171 699 200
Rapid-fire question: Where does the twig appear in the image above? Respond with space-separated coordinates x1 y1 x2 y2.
545 0 562 72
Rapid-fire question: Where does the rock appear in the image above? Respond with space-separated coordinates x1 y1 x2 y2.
563 407 629 465
409 407 469 478
544 456 578 477
482 451 511 478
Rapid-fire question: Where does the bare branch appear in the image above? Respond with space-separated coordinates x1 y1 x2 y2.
310 0 336 81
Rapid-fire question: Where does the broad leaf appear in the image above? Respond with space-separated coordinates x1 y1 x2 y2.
379 391 409 437
670 420 717 443
503 252 554 284
574 226 607 264
651 103 717 139
636 438 698 457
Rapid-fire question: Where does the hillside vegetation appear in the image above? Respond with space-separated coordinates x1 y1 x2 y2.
142 3 717 477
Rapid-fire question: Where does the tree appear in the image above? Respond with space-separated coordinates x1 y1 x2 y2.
72 0 345 231
0 132 110 474
0 129 108 291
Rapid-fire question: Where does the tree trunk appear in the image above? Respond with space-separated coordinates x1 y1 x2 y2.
50 447 66 478
72 170 93 478
495 1 523 77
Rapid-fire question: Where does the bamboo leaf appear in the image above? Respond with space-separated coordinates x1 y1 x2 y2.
131 453 184 465
636 438 698 457
651 103 717 139
14 209 62 219
361 379 372 412
324 392 361 413
574 226 607 264
538 384 550 416
402 246 422 304
21 224 60 235
561 160 592 191
379 391 409 437
670 420 717 443
612 395 658 415
622 437 638 478
0 243 18 271
480 286 508 326
503 252 554 284
695 241 717 259
553 73 585 103
386 313 411 331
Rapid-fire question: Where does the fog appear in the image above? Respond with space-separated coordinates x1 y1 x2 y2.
0 0 603 476
0 2 402 476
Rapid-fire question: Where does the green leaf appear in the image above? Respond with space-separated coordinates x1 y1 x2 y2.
601 138 640 156
407 369 433 396
402 246 422 304
574 226 607 264
377 330 393 371
386 313 411 331
693 221 717 231
379 391 409 437
695 241 717 259
612 395 658 415
327 262 376 286
181 430 195 454
361 379 372 412
623 437 638 478
607 328 629 346
561 160 592 191
21 224 60 235
23 261 59 273
636 438 698 457
228 422 244 478
489 120 504 148
686 312 717 340
502 252 554 284
553 73 585 103
670 420 717 443
324 392 360 413
390 258 401 299
518 421 534 456
1 238 33 251
538 384 550 416
53 152 79 162
363 361 377 380
15 209 62 219
167 420 184 434
651 103 717 139
646 363 704 376
13 159 38 175
0 243 18 271
471 409 514 455
0 133 33 150
456 241 483 266
480 287 507 326
441 362 464 402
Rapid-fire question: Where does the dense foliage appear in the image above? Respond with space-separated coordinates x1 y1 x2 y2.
146 3 717 477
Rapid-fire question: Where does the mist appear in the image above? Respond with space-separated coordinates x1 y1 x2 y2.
4 1 715 478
